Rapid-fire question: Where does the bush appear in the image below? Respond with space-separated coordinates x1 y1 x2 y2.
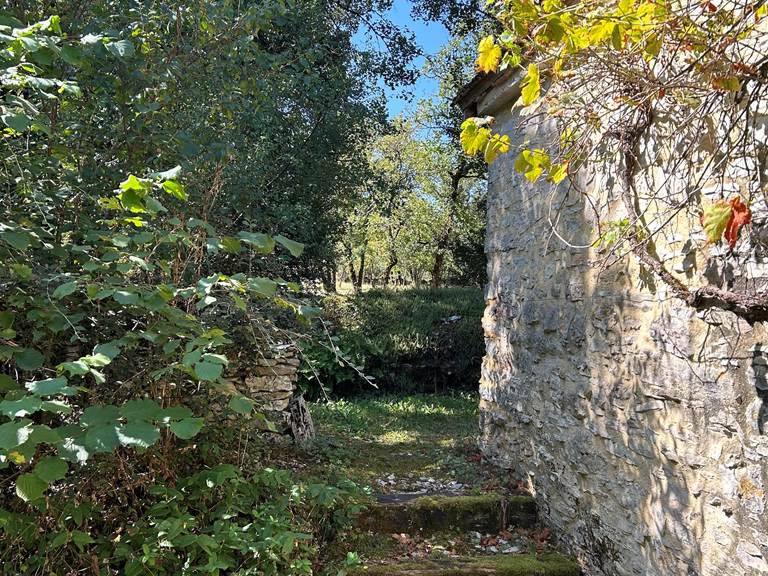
299 288 485 396
0 461 365 576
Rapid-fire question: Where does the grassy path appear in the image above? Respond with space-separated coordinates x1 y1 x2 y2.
307 394 490 494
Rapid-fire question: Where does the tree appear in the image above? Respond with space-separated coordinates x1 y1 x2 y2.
417 37 487 287
0 3 423 571
341 111 486 289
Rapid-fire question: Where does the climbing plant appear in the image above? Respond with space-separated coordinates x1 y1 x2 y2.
461 0 768 322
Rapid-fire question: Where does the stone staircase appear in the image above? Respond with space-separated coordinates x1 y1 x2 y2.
349 492 580 575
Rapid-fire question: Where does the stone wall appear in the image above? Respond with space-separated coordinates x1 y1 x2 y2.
218 343 300 431
462 72 768 575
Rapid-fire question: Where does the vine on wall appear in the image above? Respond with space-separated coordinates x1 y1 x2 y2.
461 0 768 322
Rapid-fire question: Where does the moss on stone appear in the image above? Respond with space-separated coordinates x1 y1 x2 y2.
351 553 581 575
358 493 537 536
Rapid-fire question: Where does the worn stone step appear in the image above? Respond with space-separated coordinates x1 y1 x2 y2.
350 553 581 575
358 493 537 537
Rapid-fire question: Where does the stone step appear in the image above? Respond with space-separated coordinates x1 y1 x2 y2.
358 492 537 537
350 553 581 575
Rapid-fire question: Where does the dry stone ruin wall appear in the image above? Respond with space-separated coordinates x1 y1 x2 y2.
464 74 768 575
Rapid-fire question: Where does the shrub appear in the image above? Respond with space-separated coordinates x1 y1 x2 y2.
0 462 365 575
299 288 485 396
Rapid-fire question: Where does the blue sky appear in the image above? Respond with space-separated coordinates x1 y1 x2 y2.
353 0 450 117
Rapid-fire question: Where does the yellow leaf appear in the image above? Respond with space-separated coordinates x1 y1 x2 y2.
476 35 502 74
484 134 511 164
521 63 541 106
700 201 733 243
8 451 26 464
514 149 550 182
460 118 491 156
460 119 478 153
548 162 568 184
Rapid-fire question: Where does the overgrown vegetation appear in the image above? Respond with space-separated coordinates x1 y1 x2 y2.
0 3 452 574
299 288 485 396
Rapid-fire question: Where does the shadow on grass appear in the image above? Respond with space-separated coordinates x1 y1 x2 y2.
306 393 484 491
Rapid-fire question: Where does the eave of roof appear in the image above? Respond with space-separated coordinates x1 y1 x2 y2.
453 68 514 113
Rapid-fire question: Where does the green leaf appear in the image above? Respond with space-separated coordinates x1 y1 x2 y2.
41 400 72 414
105 39 134 58
117 421 160 449
33 457 68 482
120 398 161 421
521 63 541 106
194 361 223 381
149 166 181 180
161 180 187 200
248 277 277 298
93 341 123 360
0 310 15 331
0 396 41 418
26 377 73 396
59 360 90 376
60 45 83 65
228 395 254 415
15 473 47 502
113 291 139 305
80 405 120 427
120 174 151 192
71 530 94 550
1 112 31 132
238 231 275 253
85 424 120 452
220 236 242 254
52 281 77 299
0 229 31 250
10 263 32 279
15 348 44 371
169 417 204 440
275 235 304 257
157 405 193 423
58 431 90 463
0 374 19 392
0 420 34 450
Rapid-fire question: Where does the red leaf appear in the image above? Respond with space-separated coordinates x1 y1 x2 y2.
724 196 751 249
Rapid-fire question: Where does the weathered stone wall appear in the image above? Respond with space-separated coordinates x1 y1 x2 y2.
472 75 768 575
217 343 300 430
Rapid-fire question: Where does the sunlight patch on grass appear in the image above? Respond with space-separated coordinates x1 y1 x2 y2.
375 430 418 444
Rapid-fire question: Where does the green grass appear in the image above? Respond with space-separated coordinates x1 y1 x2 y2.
303 394 483 492
311 394 479 438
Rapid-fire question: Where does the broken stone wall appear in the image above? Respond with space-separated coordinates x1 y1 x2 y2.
217 343 300 431
472 74 768 575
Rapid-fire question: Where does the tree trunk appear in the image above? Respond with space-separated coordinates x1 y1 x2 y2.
384 252 398 286
322 264 336 293
354 246 366 292
431 252 445 289
431 171 463 288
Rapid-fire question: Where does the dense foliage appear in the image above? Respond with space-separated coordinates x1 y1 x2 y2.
0 3 420 574
339 35 488 290
299 288 485 396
